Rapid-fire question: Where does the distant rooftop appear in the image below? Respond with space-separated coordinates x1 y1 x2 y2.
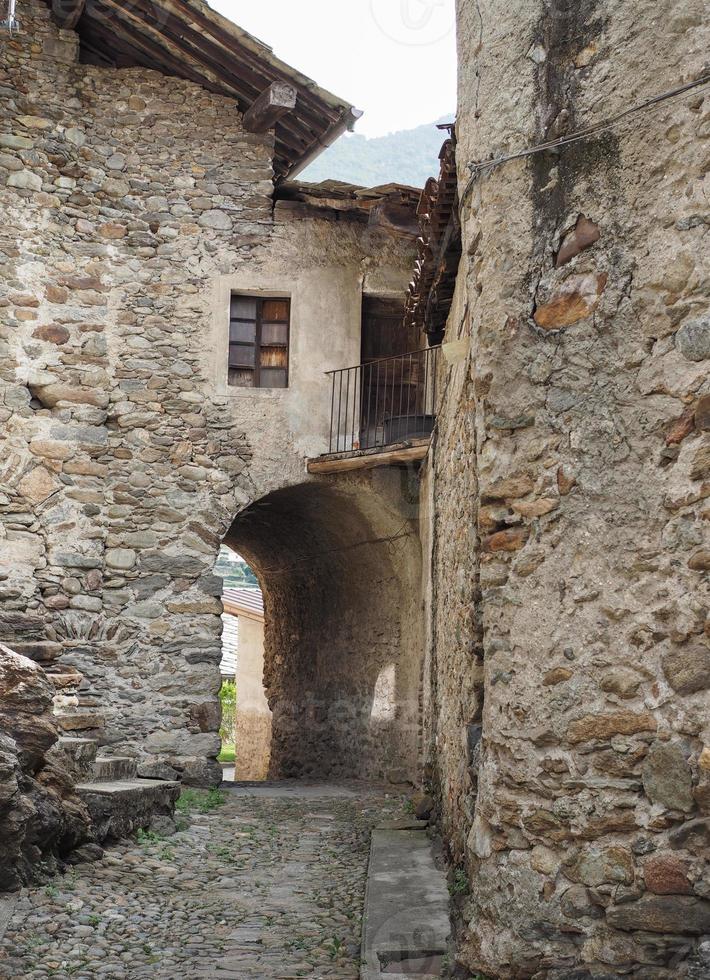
223 587 264 619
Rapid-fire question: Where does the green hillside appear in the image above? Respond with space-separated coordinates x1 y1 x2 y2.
215 548 259 590
301 116 454 189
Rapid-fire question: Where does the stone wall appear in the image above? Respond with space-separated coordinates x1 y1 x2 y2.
423 0 710 976
0 0 417 788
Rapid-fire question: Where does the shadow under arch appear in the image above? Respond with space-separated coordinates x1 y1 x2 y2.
223 472 423 782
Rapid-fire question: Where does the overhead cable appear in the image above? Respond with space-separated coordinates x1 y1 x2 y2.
462 72 710 202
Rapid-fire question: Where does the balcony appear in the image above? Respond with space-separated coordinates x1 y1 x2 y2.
307 346 440 474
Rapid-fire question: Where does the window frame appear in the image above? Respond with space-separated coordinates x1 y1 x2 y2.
228 295 291 389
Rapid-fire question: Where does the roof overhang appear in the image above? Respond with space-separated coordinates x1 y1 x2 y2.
404 131 461 345
47 0 360 180
275 179 422 237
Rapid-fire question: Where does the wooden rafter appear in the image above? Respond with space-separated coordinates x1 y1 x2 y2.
51 0 85 29
404 135 461 345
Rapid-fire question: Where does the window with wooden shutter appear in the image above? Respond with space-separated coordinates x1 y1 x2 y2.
228 296 290 388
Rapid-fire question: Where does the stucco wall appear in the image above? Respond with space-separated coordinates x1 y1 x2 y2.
233 613 271 782
0 0 418 788
423 0 710 976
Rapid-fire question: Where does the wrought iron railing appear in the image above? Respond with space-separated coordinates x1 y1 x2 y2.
326 346 440 454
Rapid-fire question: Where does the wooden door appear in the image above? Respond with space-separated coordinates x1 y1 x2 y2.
360 297 421 447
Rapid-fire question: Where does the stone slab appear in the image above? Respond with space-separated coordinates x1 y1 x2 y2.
227 780 363 799
0 892 19 944
56 736 97 762
378 819 429 831
76 778 180 793
360 829 450 980
76 778 181 842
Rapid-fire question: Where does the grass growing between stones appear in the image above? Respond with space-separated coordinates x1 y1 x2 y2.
1 786 408 979
175 787 227 814
449 867 469 896
135 828 165 845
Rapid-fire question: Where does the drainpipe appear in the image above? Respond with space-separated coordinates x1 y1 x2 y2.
285 106 364 181
1 0 19 31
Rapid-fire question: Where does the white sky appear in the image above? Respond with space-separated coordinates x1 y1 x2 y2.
210 0 457 137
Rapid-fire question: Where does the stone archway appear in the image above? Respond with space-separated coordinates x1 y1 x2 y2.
223 472 423 782
23 466 424 794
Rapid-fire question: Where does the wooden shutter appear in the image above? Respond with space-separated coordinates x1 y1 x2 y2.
258 299 289 388
229 296 257 387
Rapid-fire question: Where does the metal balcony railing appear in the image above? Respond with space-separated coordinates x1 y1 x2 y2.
326 346 440 454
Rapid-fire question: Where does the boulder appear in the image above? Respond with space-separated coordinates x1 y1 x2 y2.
413 793 435 820
569 846 634 887
643 854 692 895
0 646 92 890
567 711 657 744
675 315 710 361
662 645 710 695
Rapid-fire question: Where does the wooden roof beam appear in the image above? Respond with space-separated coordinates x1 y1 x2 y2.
99 0 321 149
87 4 223 94
307 440 430 474
51 0 85 29
243 81 297 133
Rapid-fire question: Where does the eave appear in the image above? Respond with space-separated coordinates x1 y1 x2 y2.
46 0 359 180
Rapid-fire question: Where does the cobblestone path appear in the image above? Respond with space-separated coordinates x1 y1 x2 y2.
0 782 407 980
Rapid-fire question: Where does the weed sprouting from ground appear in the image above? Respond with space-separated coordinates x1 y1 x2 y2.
176 787 227 814
135 827 164 845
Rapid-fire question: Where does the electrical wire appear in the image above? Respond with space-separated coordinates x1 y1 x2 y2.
461 72 710 203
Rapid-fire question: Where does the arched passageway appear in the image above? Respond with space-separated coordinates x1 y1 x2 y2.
223 472 423 782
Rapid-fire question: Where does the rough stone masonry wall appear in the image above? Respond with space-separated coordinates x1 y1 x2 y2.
425 0 710 976
0 0 418 795
0 0 275 789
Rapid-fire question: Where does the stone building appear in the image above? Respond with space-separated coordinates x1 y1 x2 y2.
412 0 709 976
1 0 709 976
0 0 422 879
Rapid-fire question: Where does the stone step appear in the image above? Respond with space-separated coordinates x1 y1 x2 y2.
53 710 104 733
57 737 98 765
46 671 84 691
49 736 98 780
76 778 181 843
92 756 137 781
7 640 62 664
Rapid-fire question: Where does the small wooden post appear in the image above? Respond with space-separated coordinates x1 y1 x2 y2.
243 81 297 133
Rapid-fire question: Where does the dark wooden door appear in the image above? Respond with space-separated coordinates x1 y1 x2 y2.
360 297 421 447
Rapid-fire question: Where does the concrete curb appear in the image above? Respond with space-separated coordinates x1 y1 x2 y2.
360 825 450 979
